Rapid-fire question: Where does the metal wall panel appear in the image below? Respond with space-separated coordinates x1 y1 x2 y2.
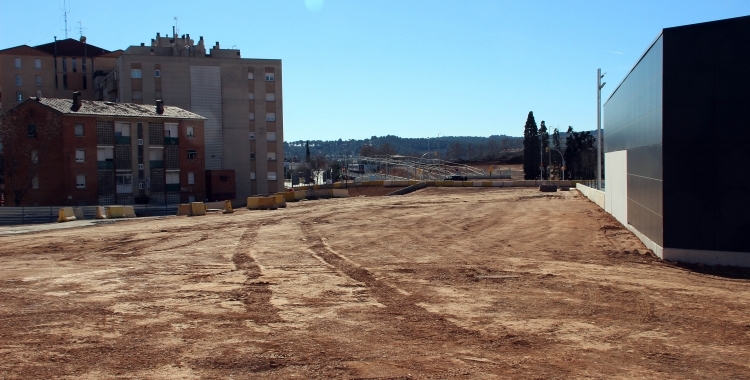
190 66 223 170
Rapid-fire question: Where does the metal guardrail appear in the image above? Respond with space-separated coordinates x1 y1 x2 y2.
0 204 179 226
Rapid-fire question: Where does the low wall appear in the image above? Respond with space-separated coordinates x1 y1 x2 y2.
576 183 605 209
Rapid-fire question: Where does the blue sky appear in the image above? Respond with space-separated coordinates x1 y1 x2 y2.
2 1 749 141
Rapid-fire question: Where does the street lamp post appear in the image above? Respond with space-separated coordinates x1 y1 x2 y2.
547 147 566 181
597 68 606 190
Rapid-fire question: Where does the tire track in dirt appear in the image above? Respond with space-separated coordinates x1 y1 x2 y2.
231 226 282 324
299 218 544 351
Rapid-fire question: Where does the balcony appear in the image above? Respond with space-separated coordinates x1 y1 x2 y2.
115 136 131 145
149 160 164 169
165 184 181 192
116 184 133 194
164 137 179 146
97 160 114 170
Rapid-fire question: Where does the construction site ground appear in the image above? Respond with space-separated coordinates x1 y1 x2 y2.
1 187 749 379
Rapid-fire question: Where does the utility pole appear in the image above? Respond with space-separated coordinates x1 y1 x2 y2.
597 68 606 190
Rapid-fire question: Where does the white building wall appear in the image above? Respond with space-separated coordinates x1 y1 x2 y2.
604 151 628 226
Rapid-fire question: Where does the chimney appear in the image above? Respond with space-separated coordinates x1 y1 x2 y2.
156 99 164 115
215 41 220 49
71 91 82 112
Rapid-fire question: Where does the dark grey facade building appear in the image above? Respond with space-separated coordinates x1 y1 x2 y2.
603 15 750 266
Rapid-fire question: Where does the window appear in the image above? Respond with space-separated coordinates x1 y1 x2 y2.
75 149 85 163
187 150 198 160
82 58 86 73
34 58 41 69
36 76 42 86
63 74 68 89
268 172 277 181
16 91 23 104
75 123 84 136
249 132 256 140
83 76 87 90
97 147 114 161
154 69 161 77
266 113 276 122
247 72 254 80
31 150 38 163
115 123 130 137
186 126 194 138
166 171 180 185
250 152 256 159
265 93 275 102
250 172 256 180
187 172 195 184
267 132 277 141
15 75 22 86
61 58 67 72
249 112 255 121
14 57 21 68
267 152 276 161
76 175 85 189
32 176 39 189
149 147 163 161
131 69 142 78
27 124 36 137
265 73 274 81
164 123 178 137
116 173 132 193
72 58 77 73
248 93 254 100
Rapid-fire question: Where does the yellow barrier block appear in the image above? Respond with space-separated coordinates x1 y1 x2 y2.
95 206 107 219
190 202 207 216
247 197 262 210
123 206 136 218
425 181 436 186
332 189 349 198
177 204 191 216
482 181 493 187
57 207 76 222
106 206 125 218
222 200 234 214
274 194 287 208
293 191 307 201
461 181 473 187
283 192 296 202
257 197 275 210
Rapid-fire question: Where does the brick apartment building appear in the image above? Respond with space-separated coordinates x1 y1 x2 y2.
98 32 284 197
1 93 205 206
0 37 120 114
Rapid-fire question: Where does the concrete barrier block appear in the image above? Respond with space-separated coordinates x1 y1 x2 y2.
274 194 287 208
177 204 192 216
222 200 234 214
123 206 136 218
294 191 307 201
522 180 535 187
247 197 261 210
106 206 125 218
332 189 349 198
57 207 77 222
95 206 107 219
491 181 504 187
188 203 205 216
283 192 297 202
456 181 467 187
313 189 334 199
383 180 392 187
425 181 436 186
257 196 276 210
473 181 484 187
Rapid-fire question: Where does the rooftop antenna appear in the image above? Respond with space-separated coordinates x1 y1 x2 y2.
60 0 71 39
77 21 87 39
173 16 179 37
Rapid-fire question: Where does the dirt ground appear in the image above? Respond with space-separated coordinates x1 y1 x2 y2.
1 187 749 379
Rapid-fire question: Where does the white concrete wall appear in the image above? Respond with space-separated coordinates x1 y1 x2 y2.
604 151 627 225
576 183 605 209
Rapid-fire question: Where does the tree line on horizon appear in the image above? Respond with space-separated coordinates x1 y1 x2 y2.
522 111 599 180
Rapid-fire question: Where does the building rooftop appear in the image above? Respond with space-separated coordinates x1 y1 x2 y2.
31 98 206 120
34 38 111 58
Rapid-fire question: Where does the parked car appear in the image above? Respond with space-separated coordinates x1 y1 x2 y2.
444 175 468 181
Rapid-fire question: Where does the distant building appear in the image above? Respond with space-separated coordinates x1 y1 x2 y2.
603 15 750 266
1 93 205 206
0 37 120 114
97 32 284 197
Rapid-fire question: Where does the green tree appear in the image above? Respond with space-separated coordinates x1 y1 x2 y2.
539 121 550 179
522 111 540 179
550 127 562 179
563 126 596 180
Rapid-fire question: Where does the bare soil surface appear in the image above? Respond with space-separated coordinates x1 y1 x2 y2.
1 187 749 379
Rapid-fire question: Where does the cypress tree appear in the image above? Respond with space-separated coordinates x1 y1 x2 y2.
522 112 540 179
539 121 549 179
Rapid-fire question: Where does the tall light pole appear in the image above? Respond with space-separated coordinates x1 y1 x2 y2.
597 69 606 190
